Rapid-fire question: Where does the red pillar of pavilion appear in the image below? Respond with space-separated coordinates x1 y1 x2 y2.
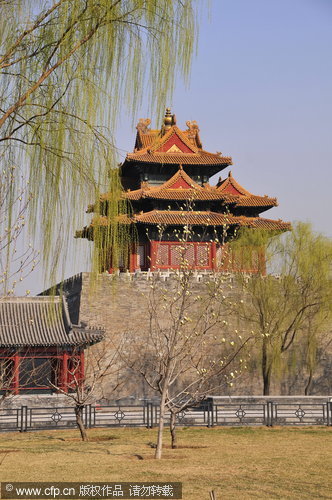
62 351 69 393
13 353 20 395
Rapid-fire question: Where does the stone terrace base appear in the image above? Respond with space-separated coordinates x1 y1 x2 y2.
2 393 75 409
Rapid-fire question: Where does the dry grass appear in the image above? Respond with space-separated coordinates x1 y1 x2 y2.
0 426 331 499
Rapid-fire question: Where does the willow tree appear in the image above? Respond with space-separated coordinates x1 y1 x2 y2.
231 224 332 395
0 0 200 286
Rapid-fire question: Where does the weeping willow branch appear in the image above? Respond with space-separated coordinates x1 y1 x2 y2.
0 165 39 296
0 0 201 287
230 223 332 395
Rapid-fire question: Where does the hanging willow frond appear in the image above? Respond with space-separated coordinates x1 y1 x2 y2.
0 0 201 287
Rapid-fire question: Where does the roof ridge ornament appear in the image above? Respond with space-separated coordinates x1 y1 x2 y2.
136 118 151 133
186 119 200 139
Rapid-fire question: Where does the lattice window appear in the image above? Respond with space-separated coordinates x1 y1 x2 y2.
170 244 182 266
154 242 213 269
137 245 145 268
232 247 259 272
185 244 195 266
217 244 232 270
196 244 209 266
232 248 242 271
216 245 223 268
169 244 195 267
156 244 169 266
251 249 260 271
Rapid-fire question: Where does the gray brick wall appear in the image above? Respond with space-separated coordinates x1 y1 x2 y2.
59 272 332 397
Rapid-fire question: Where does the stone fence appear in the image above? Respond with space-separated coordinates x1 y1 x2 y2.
1 396 332 433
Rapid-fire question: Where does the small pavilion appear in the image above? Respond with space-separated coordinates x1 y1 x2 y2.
0 296 103 394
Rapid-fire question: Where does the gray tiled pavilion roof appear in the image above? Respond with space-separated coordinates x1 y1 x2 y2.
0 296 104 347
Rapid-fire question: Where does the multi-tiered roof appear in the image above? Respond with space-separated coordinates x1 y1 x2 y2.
77 109 290 272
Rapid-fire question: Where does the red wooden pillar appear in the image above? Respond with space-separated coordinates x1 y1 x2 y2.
129 244 138 272
211 242 216 270
62 351 68 392
13 353 20 395
150 240 157 271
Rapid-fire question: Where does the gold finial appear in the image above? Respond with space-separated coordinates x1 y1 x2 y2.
164 107 172 131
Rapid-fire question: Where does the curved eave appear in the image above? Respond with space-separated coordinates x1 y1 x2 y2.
234 196 278 208
0 338 103 347
122 155 232 171
0 298 105 347
250 218 291 231
123 191 278 207
86 193 278 215
76 213 291 239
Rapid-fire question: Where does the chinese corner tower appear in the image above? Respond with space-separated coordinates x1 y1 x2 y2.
76 108 290 273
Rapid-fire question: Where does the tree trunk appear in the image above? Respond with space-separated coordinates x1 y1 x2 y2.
262 338 271 395
155 391 167 459
304 369 313 395
170 411 177 449
75 404 88 442
263 370 271 396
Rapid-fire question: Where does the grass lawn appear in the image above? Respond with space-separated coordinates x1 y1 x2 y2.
0 426 331 499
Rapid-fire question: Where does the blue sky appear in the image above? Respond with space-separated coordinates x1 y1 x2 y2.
20 0 332 294
115 0 332 236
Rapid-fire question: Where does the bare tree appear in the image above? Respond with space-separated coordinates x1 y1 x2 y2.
125 269 252 458
50 336 125 441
